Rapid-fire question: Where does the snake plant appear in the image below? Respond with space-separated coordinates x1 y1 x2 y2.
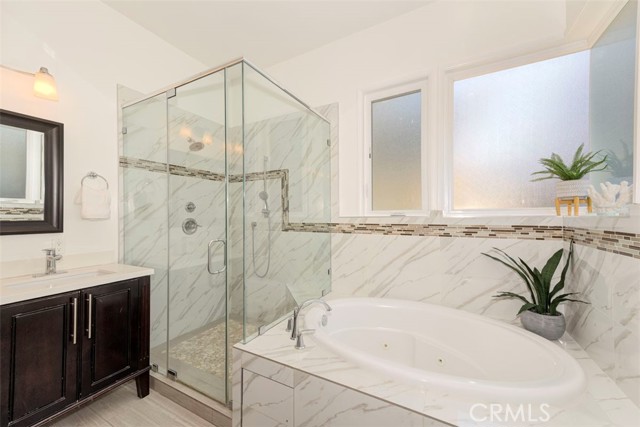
531 144 608 181
482 243 587 316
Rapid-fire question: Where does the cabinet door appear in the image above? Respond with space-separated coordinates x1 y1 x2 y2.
80 279 140 397
1 292 80 427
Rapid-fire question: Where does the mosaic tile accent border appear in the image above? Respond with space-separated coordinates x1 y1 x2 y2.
566 227 640 259
170 164 224 181
120 156 639 258
120 156 290 225
285 223 640 258
119 156 168 174
284 222 566 239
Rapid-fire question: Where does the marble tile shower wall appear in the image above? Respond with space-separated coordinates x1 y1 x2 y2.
230 110 331 333
167 175 227 342
122 166 168 349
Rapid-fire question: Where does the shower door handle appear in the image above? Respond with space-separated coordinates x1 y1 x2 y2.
208 239 227 274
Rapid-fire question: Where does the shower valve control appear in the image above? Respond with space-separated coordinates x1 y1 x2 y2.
182 218 201 235
185 202 196 213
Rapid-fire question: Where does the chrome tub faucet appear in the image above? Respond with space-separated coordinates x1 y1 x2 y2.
286 298 332 346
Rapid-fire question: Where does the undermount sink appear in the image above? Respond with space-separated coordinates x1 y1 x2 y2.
6 269 115 289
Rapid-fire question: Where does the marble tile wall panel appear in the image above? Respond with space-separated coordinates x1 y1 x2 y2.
331 233 564 322
235 348 449 427
293 373 443 427
242 107 330 222
438 237 566 321
242 370 293 426
237 107 331 336
565 242 640 405
167 110 225 173
121 167 169 348
242 175 330 329
167 174 227 340
241 352 295 387
121 96 167 164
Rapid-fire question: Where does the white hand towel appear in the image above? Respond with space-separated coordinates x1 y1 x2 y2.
81 184 111 220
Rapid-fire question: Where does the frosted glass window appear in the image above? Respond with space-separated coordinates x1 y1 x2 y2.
371 90 422 211
453 51 590 210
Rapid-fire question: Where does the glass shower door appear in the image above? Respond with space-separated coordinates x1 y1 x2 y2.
166 70 228 401
122 93 170 377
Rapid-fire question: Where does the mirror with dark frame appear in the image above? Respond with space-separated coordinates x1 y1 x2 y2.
0 110 63 235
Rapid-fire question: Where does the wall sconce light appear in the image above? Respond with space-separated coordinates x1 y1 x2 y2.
33 67 58 101
0 64 59 101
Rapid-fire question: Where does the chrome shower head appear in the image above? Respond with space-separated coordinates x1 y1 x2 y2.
259 191 270 217
187 137 204 152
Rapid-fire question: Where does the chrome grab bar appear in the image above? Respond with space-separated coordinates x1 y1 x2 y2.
207 239 227 274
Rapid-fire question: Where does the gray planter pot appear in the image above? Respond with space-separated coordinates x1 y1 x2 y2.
520 310 566 340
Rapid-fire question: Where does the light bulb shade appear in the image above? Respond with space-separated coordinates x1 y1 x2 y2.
33 67 58 101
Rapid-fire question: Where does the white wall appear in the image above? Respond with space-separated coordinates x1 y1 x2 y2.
0 0 207 277
266 0 634 215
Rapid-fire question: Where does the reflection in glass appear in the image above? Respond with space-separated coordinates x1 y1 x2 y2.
0 124 44 221
589 0 636 187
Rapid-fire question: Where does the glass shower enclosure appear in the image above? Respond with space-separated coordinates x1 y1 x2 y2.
119 59 331 405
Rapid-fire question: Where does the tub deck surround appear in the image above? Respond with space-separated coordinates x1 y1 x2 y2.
0 263 154 305
234 302 640 427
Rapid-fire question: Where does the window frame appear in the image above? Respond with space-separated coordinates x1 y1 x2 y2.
442 43 592 217
362 78 430 216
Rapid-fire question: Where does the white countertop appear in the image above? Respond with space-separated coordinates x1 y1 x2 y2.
236 315 640 427
0 263 154 305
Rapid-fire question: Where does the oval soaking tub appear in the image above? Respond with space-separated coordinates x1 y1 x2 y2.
304 298 586 403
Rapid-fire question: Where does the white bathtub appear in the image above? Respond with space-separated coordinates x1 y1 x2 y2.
305 298 586 403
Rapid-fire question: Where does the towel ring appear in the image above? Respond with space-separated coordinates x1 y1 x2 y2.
82 171 109 189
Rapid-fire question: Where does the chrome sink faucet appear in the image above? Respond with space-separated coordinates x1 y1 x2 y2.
43 248 63 275
287 298 332 341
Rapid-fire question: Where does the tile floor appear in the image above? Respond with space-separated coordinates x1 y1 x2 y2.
50 382 217 426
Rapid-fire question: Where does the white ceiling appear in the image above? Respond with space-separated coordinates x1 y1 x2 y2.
102 1 432 68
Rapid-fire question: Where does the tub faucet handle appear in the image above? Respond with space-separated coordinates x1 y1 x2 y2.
285 317 293 332
290 298 331 340
295 329 315 350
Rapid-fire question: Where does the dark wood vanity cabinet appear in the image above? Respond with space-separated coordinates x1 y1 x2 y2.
0 292 80 427
81 279 141 396
1 276 151 427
